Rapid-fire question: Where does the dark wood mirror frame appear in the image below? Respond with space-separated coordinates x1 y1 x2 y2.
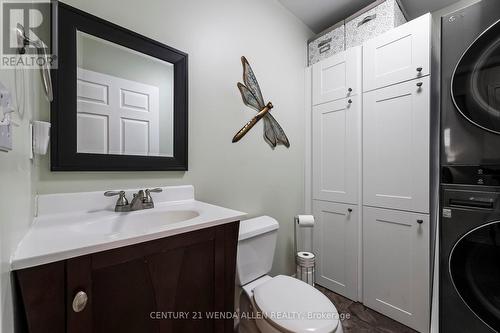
51 3 188 171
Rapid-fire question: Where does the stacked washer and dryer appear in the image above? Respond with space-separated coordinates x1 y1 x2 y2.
440 0 500 332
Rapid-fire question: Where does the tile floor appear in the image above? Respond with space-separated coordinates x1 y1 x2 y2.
317 285 418 333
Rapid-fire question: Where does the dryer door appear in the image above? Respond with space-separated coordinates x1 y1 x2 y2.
452 19 500 134
449 220 500 330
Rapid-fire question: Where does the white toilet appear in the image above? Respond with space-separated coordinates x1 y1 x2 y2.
236 216 343 333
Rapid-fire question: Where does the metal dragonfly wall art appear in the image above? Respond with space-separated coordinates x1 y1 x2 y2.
232 56 290 148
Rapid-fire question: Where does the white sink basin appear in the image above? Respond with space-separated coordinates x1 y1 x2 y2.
11 186 246 270
127 209 200 231
71 209 201 237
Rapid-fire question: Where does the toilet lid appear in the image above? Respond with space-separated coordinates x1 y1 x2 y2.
253 275 339 333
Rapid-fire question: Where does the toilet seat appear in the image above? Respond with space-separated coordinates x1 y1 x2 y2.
252 275 339 333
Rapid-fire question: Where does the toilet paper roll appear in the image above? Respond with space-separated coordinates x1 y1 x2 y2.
296 251 315 267
295 215 315 228
297 251 315 260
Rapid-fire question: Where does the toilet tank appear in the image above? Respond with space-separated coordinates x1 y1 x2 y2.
236 216 279 286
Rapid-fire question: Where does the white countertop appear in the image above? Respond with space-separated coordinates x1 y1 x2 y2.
11 186 246 270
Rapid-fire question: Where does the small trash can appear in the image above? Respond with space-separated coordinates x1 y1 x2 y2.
296 251 315 286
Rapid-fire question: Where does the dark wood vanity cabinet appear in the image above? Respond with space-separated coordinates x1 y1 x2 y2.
15 222 239 333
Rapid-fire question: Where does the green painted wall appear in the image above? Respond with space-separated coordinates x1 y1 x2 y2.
35 0 313 279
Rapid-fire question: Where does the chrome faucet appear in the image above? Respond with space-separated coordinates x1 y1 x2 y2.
104 190 130 212
130 190 146 211
104 188 163 212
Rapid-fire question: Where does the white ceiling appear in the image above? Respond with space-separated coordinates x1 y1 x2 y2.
279 0 461 33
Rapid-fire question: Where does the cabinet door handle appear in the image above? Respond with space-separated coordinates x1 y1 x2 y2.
348 99 352 104
416 82 423 87
417 67 423 72
347 208 353 213
348 88 353 93
72 291 88 313
417 219 424 225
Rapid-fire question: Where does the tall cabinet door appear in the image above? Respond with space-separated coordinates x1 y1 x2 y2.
363 76 429 213
363 207 429 332
313 201 358 301
313 95 360 204
313 46 361 105
363 13 430 92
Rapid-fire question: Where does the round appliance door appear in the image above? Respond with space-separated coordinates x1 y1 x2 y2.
449 221 500 330
452 19 500 134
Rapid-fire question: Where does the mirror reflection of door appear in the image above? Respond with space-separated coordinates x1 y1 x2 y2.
76 31 174 157
77 68 160 156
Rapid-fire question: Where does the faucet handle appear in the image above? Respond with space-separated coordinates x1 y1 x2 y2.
146 188 163 194
104 190 129 209
104 190 124 197
143 188 163 207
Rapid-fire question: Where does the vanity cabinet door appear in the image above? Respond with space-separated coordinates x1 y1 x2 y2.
78 223 237 333
15 222 239 333
15 262 66 333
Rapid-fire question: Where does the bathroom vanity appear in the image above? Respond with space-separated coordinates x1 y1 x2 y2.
12 186 246 333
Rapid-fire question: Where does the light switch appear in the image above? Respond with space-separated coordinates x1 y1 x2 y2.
0 124 12 151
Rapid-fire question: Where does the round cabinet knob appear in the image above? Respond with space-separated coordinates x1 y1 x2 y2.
417 219 424 225
416 82 423 87
72 291 88 313
348 99 353 104
347 208 353 213
348 88 353 92
416 67 423 72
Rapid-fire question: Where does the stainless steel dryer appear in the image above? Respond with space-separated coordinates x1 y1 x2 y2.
441 186 500 332
441 0 500 184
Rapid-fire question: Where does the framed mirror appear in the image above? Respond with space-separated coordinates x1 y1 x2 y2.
51 3 188 171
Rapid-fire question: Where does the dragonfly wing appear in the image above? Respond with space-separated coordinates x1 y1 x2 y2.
241 56 266 108
264 113 290 148
237 82 264 112
262 116 277 148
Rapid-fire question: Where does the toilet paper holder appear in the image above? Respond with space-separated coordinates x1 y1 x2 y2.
293 215 315 256
294 215 315 286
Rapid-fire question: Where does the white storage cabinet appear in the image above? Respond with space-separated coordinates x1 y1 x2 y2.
312 46 362 106
363 206 429 332
312 95 360 205
363 76 430 213
313 201 359 301
363 13 431 92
